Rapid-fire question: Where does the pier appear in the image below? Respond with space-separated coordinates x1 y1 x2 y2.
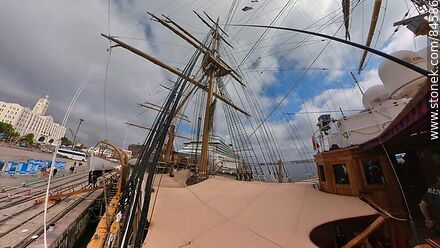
0 144 117 247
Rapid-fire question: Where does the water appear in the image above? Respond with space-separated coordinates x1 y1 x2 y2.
257 161 317 182
285 162 318 181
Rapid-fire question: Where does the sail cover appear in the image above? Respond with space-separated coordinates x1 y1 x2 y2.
143 177 376 247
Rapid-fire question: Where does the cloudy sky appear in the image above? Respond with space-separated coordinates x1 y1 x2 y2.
0 0 426 161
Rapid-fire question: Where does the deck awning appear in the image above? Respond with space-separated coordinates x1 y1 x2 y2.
143 177 376 248
361 81 430 150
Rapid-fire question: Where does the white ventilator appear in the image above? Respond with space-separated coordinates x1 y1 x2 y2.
378 50 427 99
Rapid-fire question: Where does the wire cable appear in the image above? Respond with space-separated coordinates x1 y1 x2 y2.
43 71 92 248
103 49 112 140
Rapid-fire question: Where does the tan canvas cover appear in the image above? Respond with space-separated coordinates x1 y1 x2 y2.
144 177 376 247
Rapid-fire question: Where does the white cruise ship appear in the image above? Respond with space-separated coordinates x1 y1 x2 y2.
178 135 238 171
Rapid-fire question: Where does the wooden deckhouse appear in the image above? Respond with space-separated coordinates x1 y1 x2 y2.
314 81 440 247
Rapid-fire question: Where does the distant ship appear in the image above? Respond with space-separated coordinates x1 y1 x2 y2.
178 135 239 174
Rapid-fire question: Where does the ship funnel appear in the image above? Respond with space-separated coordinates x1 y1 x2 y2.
378 50 427 99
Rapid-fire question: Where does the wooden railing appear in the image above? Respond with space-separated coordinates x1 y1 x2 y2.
360 193 408 221
427 237 440 248
342 214 389 248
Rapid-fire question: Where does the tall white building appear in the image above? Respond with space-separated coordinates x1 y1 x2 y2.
0 96 66 144
32 95 49 115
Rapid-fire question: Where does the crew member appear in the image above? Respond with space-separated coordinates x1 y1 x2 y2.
419 171 440 236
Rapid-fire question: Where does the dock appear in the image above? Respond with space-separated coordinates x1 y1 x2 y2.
0 145 116 248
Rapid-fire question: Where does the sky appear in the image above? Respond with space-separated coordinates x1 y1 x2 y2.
0 0 427 161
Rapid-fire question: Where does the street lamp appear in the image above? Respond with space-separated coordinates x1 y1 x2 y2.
72 118 84 149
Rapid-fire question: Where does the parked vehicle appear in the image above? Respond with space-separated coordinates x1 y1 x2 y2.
57 148 87 161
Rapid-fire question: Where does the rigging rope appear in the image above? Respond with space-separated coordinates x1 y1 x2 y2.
222 43 282 168
236 0 296 69
103 49 112 139
118 32 212 247
236 0 367 141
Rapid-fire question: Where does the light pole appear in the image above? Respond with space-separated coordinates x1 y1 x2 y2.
122 123 130 150
72 118 84 149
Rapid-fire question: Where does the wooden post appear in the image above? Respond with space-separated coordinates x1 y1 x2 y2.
199 68 216 179
278 160 283 183
165 125 175 176
358 0 382 73
100 140 127 195
199 21 220 180
101 34 249 117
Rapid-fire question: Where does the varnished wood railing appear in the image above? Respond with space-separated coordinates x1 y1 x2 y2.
360 193 408 221
427 237 440 248
342 214 389 248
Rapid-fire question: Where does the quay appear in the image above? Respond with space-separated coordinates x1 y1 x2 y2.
0 144 117 248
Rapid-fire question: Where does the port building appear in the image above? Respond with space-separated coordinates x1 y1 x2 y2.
0 95 66 144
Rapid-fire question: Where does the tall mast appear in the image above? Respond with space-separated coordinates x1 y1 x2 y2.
102 14 247 180
199 20 221 179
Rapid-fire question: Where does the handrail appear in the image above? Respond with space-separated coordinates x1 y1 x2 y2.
100 139 128 195
426 237 440 248
360 193 408 221
342 214 389 248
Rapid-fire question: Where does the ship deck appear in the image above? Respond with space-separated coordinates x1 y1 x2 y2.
144 176 377 248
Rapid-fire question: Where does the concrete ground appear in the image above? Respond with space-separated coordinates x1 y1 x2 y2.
0 143 72 162
0 144 118 247
0 144 89 188
27 190 103 248
0 144 116 189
